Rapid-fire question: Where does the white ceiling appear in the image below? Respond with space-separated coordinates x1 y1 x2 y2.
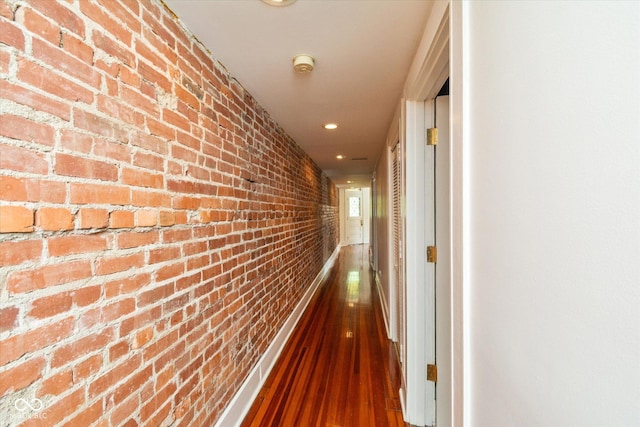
164 0 433 188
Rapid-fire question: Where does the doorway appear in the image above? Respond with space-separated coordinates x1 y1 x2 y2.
342 188 371 246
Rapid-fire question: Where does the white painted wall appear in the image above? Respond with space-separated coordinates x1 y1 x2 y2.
455 1 640 425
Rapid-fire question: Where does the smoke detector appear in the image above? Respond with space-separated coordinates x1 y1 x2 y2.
261 0 297 6
293 54 315 73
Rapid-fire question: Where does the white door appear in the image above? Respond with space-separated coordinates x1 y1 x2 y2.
345 189 364 245
434 95 451 427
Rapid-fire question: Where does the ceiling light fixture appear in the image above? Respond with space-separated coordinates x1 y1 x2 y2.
261 0 297 6
324 123 338 130
293 54 315 73
336 155 345 160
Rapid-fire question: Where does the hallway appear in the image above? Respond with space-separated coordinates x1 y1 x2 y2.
241 245 407 427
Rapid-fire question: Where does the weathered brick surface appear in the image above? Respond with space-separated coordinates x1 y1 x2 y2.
0 0 339 424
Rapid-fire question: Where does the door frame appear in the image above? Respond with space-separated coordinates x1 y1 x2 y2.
399 1 454 425
344 188 364 245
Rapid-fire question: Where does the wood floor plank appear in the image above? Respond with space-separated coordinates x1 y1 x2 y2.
240 245 407 427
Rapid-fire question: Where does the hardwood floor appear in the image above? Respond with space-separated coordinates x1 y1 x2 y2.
241 245 407 427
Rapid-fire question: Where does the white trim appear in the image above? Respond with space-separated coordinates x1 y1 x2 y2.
400 1 450 426
375 273 392 339
403 99 429 425
450 2 469 426
214 245 341 427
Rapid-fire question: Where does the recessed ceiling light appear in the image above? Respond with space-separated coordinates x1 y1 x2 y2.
324 123 338 130
336 155 345 160
347 180 354 184
261 0 297 6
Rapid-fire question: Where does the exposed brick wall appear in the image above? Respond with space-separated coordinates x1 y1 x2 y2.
0 0 339 425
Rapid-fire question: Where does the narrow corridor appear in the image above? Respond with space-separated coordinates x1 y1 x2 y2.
241 245 407 427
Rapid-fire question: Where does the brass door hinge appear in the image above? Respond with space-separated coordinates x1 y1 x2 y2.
426 127 438 146
427 364 438 382
427 246 437 263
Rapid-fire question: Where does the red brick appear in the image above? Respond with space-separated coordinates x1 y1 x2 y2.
36 207 74 231
0 175 27 201
121 85 160 119
158 210 175 226
31 179 67 203
32 38 101 88
29 0 86 38
16 6 60 45
109 340 131 363
0 205 34 233
0 317 74 366
55 152 118 181
0 20 25 50
0 306 19 333
51 328 115 368
0 114 55 147
117 230 159 249
102 299 136 323
132 189 171 208
88 355 141 398
147 117 175 140
141 7 175 49
72 285 101 307
73 109 128 141
63 400 103 427
118 64 140 87
22 388 84 427
163 109 190 132
97 95 144 127
103 0 142 36
59 128 93 153
136 209 157 227
73 354 102 382
0 1 11 19
122 167 164 189
132 326 154 350
96 253 145 276
92 29 135 67
149 246 180 264
0 80 72 121
137 283 172 308
94 138 132 162
7 260 92 293
48 234 108 256
80 1 132 46
104 273 150 299
61 32 93 64
156 261 184 282
37 369 73 397
112 365 152 405
110 210 135 228
78 208 109 229
28 291 73 319
110 393 139 426
70 183 130 205
0 49 10 75
133 151 164 172
0 239 42 266
17 58 93 104
0 357 45 397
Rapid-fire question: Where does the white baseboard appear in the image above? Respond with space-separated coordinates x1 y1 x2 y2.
214 245 341 427
375 274 392 340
